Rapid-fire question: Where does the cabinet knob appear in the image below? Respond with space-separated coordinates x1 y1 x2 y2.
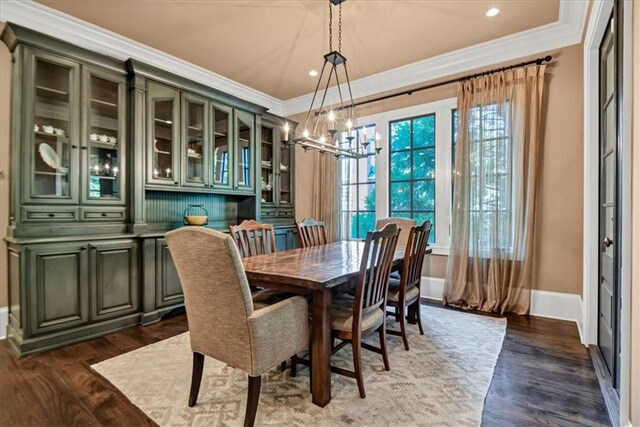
81 246 88 250
174 181 178 185
101 212 107 217
47 213 55 217
81 146 88 150
72 145 79 149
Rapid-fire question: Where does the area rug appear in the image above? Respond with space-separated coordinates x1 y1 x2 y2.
93 306 506 426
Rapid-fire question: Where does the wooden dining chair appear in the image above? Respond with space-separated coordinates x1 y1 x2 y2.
376 217 416 247
296 217 328 248
291 223 400 398
165 227 309 427
386 221 432 350
229 220 276 258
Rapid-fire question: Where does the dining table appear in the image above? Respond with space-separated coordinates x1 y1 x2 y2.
242 240 408 407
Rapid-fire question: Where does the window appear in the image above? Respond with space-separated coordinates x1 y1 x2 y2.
453 103 513 252
388 114 436 243
339 125 376 240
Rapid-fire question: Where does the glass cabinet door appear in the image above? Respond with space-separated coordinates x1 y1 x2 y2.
148 82 180 186
211 104 233 190
260 125 274 204
278 137 293 206
83 68 126 204
28 51 80 203
182 94 208 188
235 110 254 192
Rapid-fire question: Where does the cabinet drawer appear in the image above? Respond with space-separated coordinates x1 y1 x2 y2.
22 207 79 222
81 207 126 222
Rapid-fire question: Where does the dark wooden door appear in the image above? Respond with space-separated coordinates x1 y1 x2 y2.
28 243 89 335
597 14 620 386
89 240 139 321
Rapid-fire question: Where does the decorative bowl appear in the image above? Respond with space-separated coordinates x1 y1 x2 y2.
184 215 208 226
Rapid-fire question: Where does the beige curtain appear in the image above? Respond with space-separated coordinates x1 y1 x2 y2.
311 151 340 242
443 64 546 315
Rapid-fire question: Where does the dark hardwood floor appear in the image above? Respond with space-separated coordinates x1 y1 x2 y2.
0 304 610 427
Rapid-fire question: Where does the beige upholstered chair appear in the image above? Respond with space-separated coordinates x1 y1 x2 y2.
291 223 400 398
376 217 417 247
165 227 308 427
296 217 328 248
386 221 432 350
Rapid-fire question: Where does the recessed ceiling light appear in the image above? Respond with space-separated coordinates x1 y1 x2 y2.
486 7 500 17
309 70 318 77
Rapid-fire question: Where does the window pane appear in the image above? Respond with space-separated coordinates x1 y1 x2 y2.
390 182 411 211
413 114 435 148
390 211 411 220
413 180 435 211
390 151 411 181
390 120 410 151
358 183 376 211
413 148 435 179
341 184 358 211
413 212 435 244
357 212 376 239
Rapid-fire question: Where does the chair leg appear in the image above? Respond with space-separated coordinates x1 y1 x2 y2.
290 355 297 377
415 300 424 335
352 340 366 398
280 361 287 372
188 352 205 407
378 325 391 371
244 375 261 427
398 303 410 351
395 305 401 322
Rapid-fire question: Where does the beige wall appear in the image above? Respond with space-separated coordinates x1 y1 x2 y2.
630 2 639 424
0 22 10 309
295 44 585 294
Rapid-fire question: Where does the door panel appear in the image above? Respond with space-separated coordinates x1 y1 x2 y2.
147 82 180 186
90 240 139 321
28 243 88 335
155 238 183 308
598 15 618 384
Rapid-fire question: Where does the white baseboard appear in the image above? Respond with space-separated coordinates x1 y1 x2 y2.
0 307 8 340
420 277 584 332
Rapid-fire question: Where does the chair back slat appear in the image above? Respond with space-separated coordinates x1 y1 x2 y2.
229 220 276 258
297 217 328 248
399 221 432 297
353 223 399 327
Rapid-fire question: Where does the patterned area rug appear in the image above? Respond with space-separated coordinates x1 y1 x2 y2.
93 306 506 426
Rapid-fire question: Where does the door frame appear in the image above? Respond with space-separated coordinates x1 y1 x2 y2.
583 1 633 425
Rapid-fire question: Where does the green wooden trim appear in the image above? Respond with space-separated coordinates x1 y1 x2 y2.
126 59 268 115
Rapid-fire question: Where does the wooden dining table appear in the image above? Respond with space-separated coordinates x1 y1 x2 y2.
242 240 407 407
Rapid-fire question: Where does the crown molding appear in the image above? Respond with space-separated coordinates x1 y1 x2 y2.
0 0 589 119
282 0 590 116
0 0 286 116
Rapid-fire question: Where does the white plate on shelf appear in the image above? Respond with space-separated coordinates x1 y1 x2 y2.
38 143 68 174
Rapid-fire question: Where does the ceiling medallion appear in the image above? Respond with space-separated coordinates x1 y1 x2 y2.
282 0 381 159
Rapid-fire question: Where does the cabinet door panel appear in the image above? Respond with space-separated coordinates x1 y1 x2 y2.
182 93 209 188
260 123 275 205
234 110 255 192
155 238 183 308
274 231 288 252
28 243 88 335
82 67 127 205
90 241 139 321
147 82 180 186
24 49 80 204
212 104 234 190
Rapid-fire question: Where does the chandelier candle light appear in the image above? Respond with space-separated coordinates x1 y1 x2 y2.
282 0 382 160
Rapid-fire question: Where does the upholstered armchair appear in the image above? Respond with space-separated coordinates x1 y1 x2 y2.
166 227 309 427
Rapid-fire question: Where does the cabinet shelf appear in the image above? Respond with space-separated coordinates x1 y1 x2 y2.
34 131 69 141
187 125 203 132
34 170 68 176
90 175 117 180
214 131 227 137
36 85 69 102
91 98 117 108
154 149 171 155
153 118 173 127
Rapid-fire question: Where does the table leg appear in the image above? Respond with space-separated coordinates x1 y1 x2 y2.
311 288 332 407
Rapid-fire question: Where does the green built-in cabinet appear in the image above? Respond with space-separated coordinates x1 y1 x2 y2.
2 24 299 356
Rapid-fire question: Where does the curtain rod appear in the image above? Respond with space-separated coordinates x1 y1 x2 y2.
334 55 552 111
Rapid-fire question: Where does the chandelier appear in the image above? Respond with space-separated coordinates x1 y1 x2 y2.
282 0 382 159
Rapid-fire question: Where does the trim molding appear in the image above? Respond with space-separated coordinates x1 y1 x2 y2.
0 0 589 119
420 277 584 336
0 0 285 116
282 0 589 115
0 307 8 340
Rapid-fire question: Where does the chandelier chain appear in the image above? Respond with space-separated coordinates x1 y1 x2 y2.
338 3 342 53
329 2 333 52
